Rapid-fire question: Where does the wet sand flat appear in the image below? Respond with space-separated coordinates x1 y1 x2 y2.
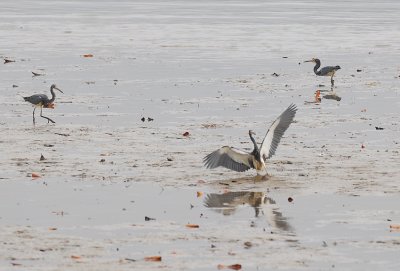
1 0 400 270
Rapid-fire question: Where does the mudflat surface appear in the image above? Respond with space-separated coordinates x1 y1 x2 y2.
0 1 399 270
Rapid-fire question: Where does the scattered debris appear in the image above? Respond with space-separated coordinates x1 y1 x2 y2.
144 256 162 262
244 241 253 249
40 154 46 161
375 126 384 130
361 144 366 149
288 197 293 203
145 216 156 221
12 84 18 88
356 69 362 72
182 131 190 137
32 71 45 77
141 117 154 122
31 172 41 179
44 144 54 147
390 224 400 231
99 158 105 163
4 59 15 64
82 54 94 58
71 255 81 260
196 191 203 197
186 224 199 228
271 72 280 77
217 264 242 270
54 132 70 137
202 123 217 129
167 157 174 161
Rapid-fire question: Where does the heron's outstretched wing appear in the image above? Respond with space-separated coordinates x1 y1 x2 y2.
203 146 252 172
260 104 297 161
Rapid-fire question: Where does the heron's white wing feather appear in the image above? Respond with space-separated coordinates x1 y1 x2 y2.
203 146 252 172
260 104 297 161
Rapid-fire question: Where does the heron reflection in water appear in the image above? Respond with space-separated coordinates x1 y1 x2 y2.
204 191 292 232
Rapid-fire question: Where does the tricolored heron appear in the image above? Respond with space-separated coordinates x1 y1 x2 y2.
304 58 341 87
23 84 63 124
203 104 297 177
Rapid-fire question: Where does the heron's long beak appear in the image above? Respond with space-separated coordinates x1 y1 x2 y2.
55 87 64 94
304 59 313 63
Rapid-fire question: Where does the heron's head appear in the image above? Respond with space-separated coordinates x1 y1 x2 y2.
304 58 319 63
51 84 64 93
249 130 256 136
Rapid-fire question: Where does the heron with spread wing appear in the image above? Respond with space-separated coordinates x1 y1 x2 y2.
304 58 341 87
203 104 297 177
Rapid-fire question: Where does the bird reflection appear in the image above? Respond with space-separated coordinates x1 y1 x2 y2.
204 191 292 232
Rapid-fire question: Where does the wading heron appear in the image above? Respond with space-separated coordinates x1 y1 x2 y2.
23 84 63 124
304 58 341 86
203 104 297 177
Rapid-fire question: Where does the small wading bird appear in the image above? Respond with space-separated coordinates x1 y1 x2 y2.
203 104 297 178
304 58 341 87
23 84 63 124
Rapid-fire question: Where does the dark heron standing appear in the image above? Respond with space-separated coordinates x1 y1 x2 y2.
23 84 63 124
203 104 297 177
304 58 341 86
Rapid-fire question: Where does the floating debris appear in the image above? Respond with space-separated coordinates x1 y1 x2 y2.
31 172 41 179
4 59 15 64
144 256 162 262
217 264 242 270
32 71 44 77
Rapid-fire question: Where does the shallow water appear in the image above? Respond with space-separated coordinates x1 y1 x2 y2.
1 0 400 270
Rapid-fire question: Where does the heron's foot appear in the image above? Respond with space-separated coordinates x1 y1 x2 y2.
41 115 55 124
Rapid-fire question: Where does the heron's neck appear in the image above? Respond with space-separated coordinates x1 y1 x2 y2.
249 133 259 154
49 87 56 103
313 60 321 74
